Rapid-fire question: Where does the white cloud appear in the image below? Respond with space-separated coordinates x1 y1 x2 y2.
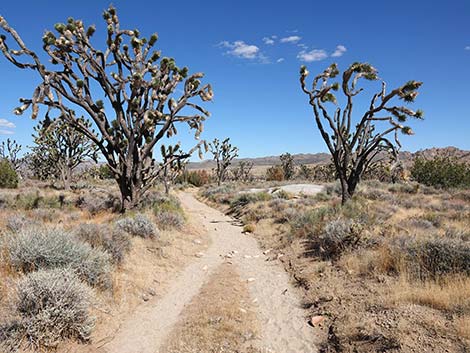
219 40 260 59
277 58 285 63
465 46 470 50
263 37 275 45
331 45 347 57
0 118 15 129
297 49 328 62
280 36 301 43
0 129 14 135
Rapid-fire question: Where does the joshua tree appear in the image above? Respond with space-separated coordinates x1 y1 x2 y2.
30 117 98 189
231 160 254 182
209 138 238 186
280 153 295 180
300 62 423 204
0 138 21 172
0 6 212 210
160 144 188 194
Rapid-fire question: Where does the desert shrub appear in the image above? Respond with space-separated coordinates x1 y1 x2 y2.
176 170 211 187
7 227 111 288
387 182 419 194
31 208 60 222
265 165 284 181
325 181 342 196
74 223 131 264
306 218 362 260
154 211 184 230
391 236 470 279
411 156 470 189
290 206 332 238
201 184 235 203
116 214 158 239
276 207 297 223
5 215 29 232
0 160 18 189
97 164 114 179
11 268 93 348
272 189 291 200
76 189 120 214
406 217 435 230
230 192 272 209
268 198 288 212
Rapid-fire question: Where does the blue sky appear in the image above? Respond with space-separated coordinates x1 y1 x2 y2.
0 0 469 158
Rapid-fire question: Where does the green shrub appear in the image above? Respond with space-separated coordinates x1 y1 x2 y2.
7 227 111 288
3 268 94 349
97 164 114 179
0 159 18 189
411 156 470 189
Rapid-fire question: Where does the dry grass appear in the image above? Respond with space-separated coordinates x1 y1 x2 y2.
456 316 470 340
391 275 470 312
161 263 259 353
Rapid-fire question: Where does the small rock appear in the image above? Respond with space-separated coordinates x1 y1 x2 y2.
239 308 247 314
147 288 157 296
193 239 202 245
202 265 208 271
263 249 272 255
244 255 252 259
195 252 204 258
309 315 325 327
252 298 258 303
247 278 255 282
142 294 150 302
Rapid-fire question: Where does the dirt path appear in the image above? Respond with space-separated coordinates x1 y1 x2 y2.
101 192 318 353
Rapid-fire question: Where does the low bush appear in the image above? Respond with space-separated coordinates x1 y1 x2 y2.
116 214 158 239
74 223 131 264
391 236 470 280
3 268 94 349
154 211 184 230
265 165 284 181
306 218 362 260
0 160 18 189
5 215 29 232
230 192 272 209
7 227 111 288
290 206 332 238
76 189 120 214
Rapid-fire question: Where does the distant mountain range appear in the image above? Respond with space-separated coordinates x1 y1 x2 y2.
187 146 470 170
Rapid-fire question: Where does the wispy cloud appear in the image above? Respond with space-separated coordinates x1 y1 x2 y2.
331 45 347 57
219 40 260 59
0 118 15 129
277 58 285 63
280 35 301 44
465 46 470 50
263 36 276 45
297 49 328 62
0 129 14 135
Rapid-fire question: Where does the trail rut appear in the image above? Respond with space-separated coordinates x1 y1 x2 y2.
101 192 318 353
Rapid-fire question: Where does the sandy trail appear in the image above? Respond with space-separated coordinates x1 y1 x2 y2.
101 192 318 353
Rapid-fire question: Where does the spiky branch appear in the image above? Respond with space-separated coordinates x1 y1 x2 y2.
300 62 423 203
0 6 212 210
